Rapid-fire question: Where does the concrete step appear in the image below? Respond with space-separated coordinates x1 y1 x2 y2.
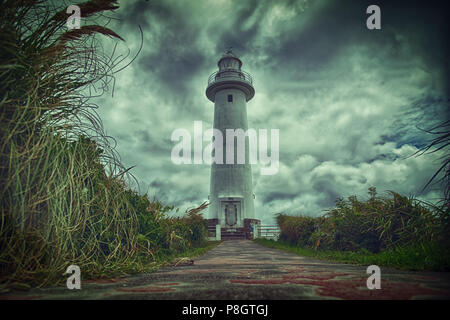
208 226 249 240
221 229 246 240
221 232 245 236
221 235 246 240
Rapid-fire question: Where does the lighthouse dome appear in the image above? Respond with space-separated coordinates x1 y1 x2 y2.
206 49 254 102
218 49 242 71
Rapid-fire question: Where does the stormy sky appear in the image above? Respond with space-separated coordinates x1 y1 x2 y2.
90 0 448 223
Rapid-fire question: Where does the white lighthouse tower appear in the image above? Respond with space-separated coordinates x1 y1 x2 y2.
206 49 260 239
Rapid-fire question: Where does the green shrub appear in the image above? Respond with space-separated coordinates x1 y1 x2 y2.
277 215 315 246
125 189 209 257
276 188 449 255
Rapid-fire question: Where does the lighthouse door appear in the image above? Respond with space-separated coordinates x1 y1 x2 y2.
224 202 240 227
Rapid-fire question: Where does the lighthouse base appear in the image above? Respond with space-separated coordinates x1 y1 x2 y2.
207 218 261 240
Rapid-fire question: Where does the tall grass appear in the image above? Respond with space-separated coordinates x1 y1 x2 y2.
275 188 449 270
414 119 450 204
0 0 210 289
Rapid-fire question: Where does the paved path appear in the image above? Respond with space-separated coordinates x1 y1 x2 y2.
2 240 450 299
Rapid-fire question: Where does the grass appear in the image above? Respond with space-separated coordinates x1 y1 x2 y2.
91 240 221 279
273 188 449 272
0 0 212 289
161 241 221 266
254 238 450 271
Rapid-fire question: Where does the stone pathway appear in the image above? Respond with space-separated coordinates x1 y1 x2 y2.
1 240 450 299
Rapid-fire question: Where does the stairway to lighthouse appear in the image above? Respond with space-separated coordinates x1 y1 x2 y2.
207 220 251 240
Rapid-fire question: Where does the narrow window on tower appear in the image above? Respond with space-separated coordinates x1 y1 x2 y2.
228 94 233 102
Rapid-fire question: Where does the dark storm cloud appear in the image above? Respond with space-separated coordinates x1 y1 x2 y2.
235 0 375 80
136 130 173 154
93 0 449 223
262 191 297 205
379 0 449 94
136 4 206 98
311 179 342 208
140 46 206 98
212 0 263 55
386 95 450 150
119 0 152 29
258 0 448 91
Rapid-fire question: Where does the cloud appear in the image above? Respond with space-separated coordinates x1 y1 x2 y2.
91 0 448 224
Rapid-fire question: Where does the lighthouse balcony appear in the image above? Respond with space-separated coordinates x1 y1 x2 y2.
206 69 255 102
207 69 253 86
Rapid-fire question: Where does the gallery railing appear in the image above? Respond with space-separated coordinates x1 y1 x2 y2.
207 69 253 86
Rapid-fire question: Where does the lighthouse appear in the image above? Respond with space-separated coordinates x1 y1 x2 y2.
206 50 260 240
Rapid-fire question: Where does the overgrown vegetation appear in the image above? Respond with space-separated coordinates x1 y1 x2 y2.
254 238 450 271
0 0 211 290
414 119 450 204
268 187 450 271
